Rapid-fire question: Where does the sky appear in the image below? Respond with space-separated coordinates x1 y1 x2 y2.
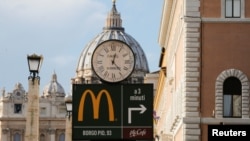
0 0 164 94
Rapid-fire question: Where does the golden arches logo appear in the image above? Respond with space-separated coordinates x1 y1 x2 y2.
78 89 115 121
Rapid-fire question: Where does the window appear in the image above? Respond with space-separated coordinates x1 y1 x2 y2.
59 133 65 141
40 107 46 115
14 104 22 114
40 134 45 141
14 133 21 141
225 0 241 17
223 77 242 117
215 69 249 118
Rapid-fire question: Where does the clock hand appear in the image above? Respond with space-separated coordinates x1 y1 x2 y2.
114 62 121 70
111 53 116 65
111 53 121 70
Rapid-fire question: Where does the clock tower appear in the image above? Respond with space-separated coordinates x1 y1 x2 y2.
72 0 149 84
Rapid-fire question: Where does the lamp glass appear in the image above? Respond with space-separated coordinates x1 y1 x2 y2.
28 59 40 72
27 54 43 73
65 102 72 112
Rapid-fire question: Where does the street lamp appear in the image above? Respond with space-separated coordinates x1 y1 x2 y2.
27 53 43 84
65 95 72 120
65 94 72 141
25 53 43 141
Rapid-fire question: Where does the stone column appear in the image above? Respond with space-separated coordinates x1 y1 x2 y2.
65 116 72 141
49 129 56 141
1 128 9 141
25 78 40 141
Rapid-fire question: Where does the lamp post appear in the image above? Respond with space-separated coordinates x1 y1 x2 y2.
27 54 43 83
65 95 72 119
25 54 43 141
65 94 72 141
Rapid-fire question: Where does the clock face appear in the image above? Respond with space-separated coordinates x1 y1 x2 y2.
92 40 135 83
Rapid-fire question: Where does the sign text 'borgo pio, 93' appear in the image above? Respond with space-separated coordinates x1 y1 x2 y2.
72 84 153 140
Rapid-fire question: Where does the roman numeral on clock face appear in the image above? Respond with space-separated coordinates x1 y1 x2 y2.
92 40 135 83
104 71 109 78
98 66 104 72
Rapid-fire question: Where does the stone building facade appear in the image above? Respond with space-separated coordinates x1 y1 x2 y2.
155 0 250 140
0 73 66 141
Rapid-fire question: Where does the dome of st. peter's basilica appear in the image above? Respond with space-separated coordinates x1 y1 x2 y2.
72 1 149 84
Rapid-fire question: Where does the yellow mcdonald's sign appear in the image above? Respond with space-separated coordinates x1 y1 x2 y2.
78 89 114 121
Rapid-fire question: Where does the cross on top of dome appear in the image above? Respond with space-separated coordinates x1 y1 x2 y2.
104 0 123 31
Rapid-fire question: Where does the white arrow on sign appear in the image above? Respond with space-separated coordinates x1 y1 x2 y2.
128 104 147 124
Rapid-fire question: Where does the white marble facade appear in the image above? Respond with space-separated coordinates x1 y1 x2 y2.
0 73 66 141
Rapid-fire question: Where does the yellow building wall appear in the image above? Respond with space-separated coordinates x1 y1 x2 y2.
174 125 183 141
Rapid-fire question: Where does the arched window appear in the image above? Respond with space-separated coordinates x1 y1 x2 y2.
59 133 65 141
215 69 249 118
14 133 21 141
223 77 242 117
40 134 45 141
